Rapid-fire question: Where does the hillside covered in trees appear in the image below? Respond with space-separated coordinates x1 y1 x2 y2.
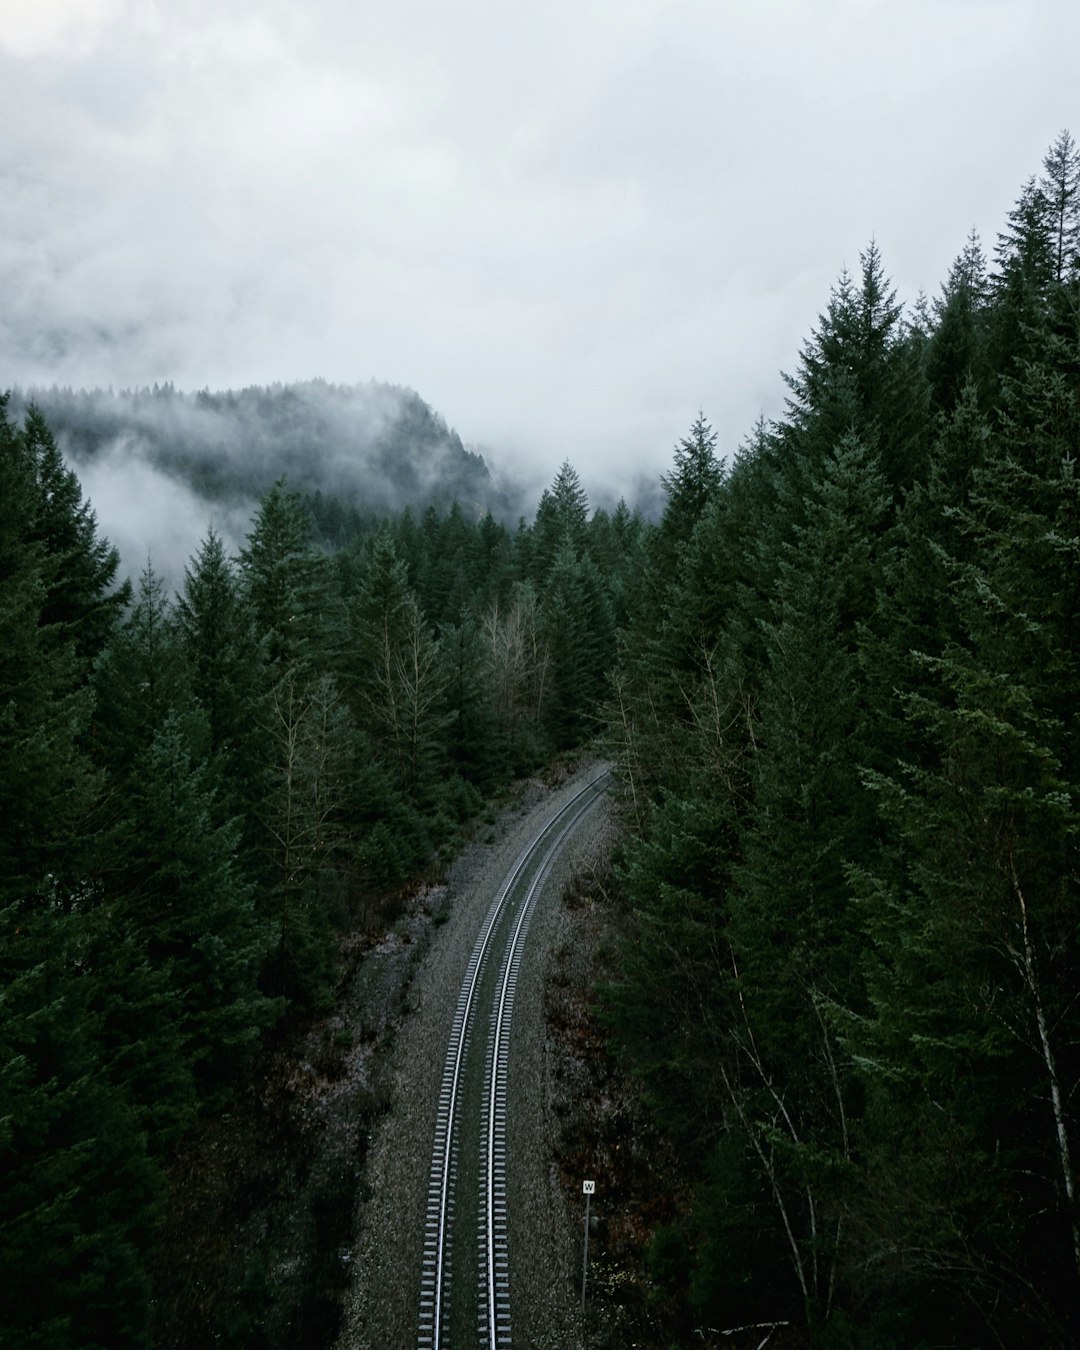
5 379 508 528
1 128 1078 1349
603 130 1080 1346
0 396 642 1345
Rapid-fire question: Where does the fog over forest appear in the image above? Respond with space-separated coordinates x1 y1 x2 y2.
5 3 1080 1347
6 2 1077 497
8 380 666 584
6 380 522 582
5 106 1080 1350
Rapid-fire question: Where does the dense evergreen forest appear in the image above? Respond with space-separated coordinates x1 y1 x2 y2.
1 129 1078 1347
604 131 1080 1347
0 397 641 1345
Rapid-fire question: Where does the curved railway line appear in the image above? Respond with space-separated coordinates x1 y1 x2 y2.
416 771 609 1349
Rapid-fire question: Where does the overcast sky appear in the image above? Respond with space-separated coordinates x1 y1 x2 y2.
2 0 1077 501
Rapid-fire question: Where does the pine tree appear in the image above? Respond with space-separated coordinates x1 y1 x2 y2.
115 714 278 1089
783 243 923 494
1040 129 1080 284
841 311 1080 1340
17 403 129 665
239 479 332 671
716 432 889 1320
0 401 96 911
474 509 515 610
586 498 645 629
991 174 1057 377
439 611 500 791
262 669 352 1002
0 403 161 1347
531 461 589 580
430 500 476 627
176 529 269 857
348 529 441 791
0 907 162 1348
604 133 1080 1345
97 559 192 735
926 229 992 413
177 528 265 761
659 414 722 550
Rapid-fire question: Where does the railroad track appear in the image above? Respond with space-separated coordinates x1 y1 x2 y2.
416 771 609 1349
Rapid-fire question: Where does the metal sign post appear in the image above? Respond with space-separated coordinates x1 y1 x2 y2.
581 1180 595 1310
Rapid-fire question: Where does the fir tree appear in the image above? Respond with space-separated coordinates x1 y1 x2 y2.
1040 128 1080 284
239 479 332 671
648 413 723 593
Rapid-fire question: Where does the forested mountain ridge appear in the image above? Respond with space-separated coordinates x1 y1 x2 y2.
5 378 508 526
603 130 1080 1346
0 386 642 1345
3 128 1079 1350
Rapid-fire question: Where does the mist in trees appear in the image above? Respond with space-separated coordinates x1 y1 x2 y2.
1 380 518 588
6 380 499 514
3 127 1079 1350
0 389 641 1346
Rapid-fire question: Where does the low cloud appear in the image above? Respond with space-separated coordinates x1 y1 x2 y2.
3 0 1078 504
15 377 512 585
71 436 255 592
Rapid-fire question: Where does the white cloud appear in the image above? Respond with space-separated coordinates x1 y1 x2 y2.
3 0 124 60
3 0 1079 496
72 437 254 589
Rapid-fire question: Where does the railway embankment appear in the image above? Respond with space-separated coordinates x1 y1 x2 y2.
338 758 614 1348
154 755 676 1349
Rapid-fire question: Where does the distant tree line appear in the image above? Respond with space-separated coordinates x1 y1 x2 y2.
604 130 1080 1346
5 127 1078 1350
0 404 643 1347
8 378 505 518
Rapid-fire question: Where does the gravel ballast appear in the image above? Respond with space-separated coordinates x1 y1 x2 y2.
336 759 615 1350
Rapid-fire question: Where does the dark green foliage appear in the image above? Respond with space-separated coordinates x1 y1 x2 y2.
926 229 992 414
1041 129 1080 284
541 542 615 748
15 404 129 664
118 716 278 1086
11 131 1075 1349
0 397 160 1347
604 789 737 1142
733 433 888 1007
177 528 265 764
439 612 501 790
1 394 630 1342
783 241 929 497
531 460 590 581
690 1132 786 1324
260 669 352 1003
346 530 446 793
0 907 161 1350
92 561 196 780
604 135 1080 1346
650 413 722 590
0 404 97 911
585 497 645 629
239 479 334 671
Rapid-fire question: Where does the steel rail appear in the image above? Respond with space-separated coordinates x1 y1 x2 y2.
481 780 606 1348
417 770 608 1349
